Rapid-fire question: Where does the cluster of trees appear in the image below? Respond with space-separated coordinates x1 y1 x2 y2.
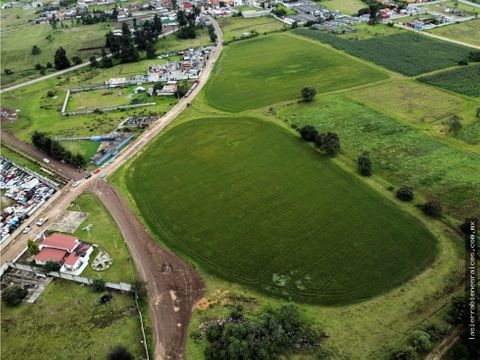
299 125 341 156
90 48 113 68
2 285 28 307
201 305 325 359
32 131 86 168
208 24 217 43
177 8 200 39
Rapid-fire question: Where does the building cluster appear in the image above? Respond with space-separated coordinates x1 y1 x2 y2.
118 116 157 129
311 16 362 34
90 132 135 165
1 158 56 244
33 233 93 275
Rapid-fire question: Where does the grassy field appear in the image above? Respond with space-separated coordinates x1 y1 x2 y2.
428 19 480 47
125 117 438 305
319 0 366 15
205 32 388 111
418 63 480 97
69 193 136 283
341 23 405 40
293 28 472 76
423 1 479 17
277 95 480 219
218 16 286 41
1 279 144 359
60 140 100 161
155 27 212 53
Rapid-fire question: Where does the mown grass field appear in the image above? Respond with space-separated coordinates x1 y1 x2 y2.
428 19 480 46
340 23 405 40
418 63 480 98
70 193 136 283
1 279 143 360
125 117 438 305
319 0 366 15
218 16 286 41
205 32 389 111
277 95 480 219
293 28 472 76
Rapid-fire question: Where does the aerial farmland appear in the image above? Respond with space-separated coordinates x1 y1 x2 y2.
1 0 479 359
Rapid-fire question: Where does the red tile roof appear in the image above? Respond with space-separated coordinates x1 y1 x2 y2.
41 233 78 252
63 251 80 266
33 248 67 263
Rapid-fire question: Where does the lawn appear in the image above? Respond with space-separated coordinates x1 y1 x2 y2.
428 19 480 47
59 140 100 161
293 28 472 76
340 23 405 40
155 27 212 53
319 0 366 15
418 63 480 97
1 279 144 359
277 95 480 219
218 16 286 41
125 117 438 305
69 193 136 283
204 32 389 111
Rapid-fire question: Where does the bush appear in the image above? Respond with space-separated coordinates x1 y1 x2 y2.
445 296 467 324
390 345 417 360
357 151 372 176
27 239 40 255
2 285 28 306
4 68 14 75
315 132 341 157
423 323 448 342
299 125 318 142
47 91 55 97
422 201 442 218
396 186 414 202
35 63 43 70
31 45 41 55
301 85 317 102
409 330 432 352
107 344 134 360
92 278 106 292
44 260 61 272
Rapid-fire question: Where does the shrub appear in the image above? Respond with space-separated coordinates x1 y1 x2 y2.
396 186 414 202
390 345 417 360
357 151 372 176
316 132 341 157
27 239 40 255
35 63 43 70
31 45 41 55
409 330 432 352
2 285 28 306
92 278 106 292
299 125 318 142
423 323 448 342
107 344 134 360
422 201 442 218
445 296 467 324
44 260 61 272
4 68 14 75
301 86 317 102
47 91 55 97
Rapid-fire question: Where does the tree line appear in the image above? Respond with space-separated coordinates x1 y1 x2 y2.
32 131 86 168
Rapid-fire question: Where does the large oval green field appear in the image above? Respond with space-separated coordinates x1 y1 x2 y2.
204 33 389 112
126 117 438 305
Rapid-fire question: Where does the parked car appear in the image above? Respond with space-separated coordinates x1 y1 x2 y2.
22 226 32 234
43 158 50 164
85 173 92 179
93 169 101 174
72 180 81 187
36 217 48 226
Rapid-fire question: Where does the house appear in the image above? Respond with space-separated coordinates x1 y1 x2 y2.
33 233 93 275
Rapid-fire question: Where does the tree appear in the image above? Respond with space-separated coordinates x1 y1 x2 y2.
390 346 417 360
301 86 317 102
89 55 98 67
299 125 318 142
422 200 442 218
4 68 13 75
47 91 55 97
145 41 156 59
100 48 113 68
446 116 462 133
27 239 40 255
44 260 61 272
35 63 43 70
396 186 414 202
31 45 41 55
2 285 28 306
357 151 372 176
54 47 71 70
107 344 134 360
131 279 147 298
46 62 53 69
153 14 163 35
445 296 467 324
92 278 106 292
71 55 82 65
176 80 190 98
319 132 340 156
368 4 380 25
106 32 121 57
409 330 432 352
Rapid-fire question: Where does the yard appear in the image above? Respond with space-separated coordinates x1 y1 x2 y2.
125 117 438 305
205 32 389 111
218 16 286 41
428 19 480 46
1 279 144 360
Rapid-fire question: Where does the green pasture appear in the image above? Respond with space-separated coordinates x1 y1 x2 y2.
59 140 100 161
277 95 480 219
205 32 388 111
155 27 211 53
218 16 286 41
70 193 136 283
423 1 479 17
418 63 480 97
1 279 143 360
319 0 366 15
125 117 438 305
293 28 472 76
340 23 405 40
428 19 480 46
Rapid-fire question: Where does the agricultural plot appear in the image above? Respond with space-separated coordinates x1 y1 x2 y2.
1 280 144 360
277 95 480 219
320 0 366 15
428 19 480 47
418 63 480 97
293 28 472 76
126 117 438 305
218 16 286 41
352 80 476 123
205 33 388 111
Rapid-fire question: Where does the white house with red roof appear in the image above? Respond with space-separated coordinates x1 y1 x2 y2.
33 233 93 275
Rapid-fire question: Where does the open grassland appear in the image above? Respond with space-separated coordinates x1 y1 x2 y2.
423 1 479 17
218 16 286 41
352 80 477 123
418 63 480 97
59 140 100 161
205 33 388 111
428 19 480 47
340 23 405 39
319 0 366 15
155 27 211 52
1 279 143 360
278 95 480 219
70 193 136 283
293 28 472 76
0 7 37 32
125 117 438 305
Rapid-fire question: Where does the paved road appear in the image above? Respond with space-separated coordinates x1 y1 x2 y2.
0 26 177 94
0 16 223 360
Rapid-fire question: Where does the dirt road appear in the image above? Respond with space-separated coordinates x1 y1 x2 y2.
426 325 462 360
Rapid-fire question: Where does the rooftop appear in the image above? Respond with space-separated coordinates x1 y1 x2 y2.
41 233 78 252
33 248 67 263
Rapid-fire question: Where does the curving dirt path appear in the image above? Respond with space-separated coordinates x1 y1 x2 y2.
426 325 462 360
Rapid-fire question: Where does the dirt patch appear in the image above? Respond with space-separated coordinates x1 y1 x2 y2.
50 210 87 233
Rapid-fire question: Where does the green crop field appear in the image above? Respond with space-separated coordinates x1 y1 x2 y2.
125 117 438 305
204 32 388 111
1 280 144 360
277 95 480 219
218 16 286 41
418 63 480 97
428 19 480 46
293 28 472 76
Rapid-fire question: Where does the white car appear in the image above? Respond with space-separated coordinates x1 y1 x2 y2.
22 226 32 234
72 181 81 187
36 218 48 226
43 158 50 164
